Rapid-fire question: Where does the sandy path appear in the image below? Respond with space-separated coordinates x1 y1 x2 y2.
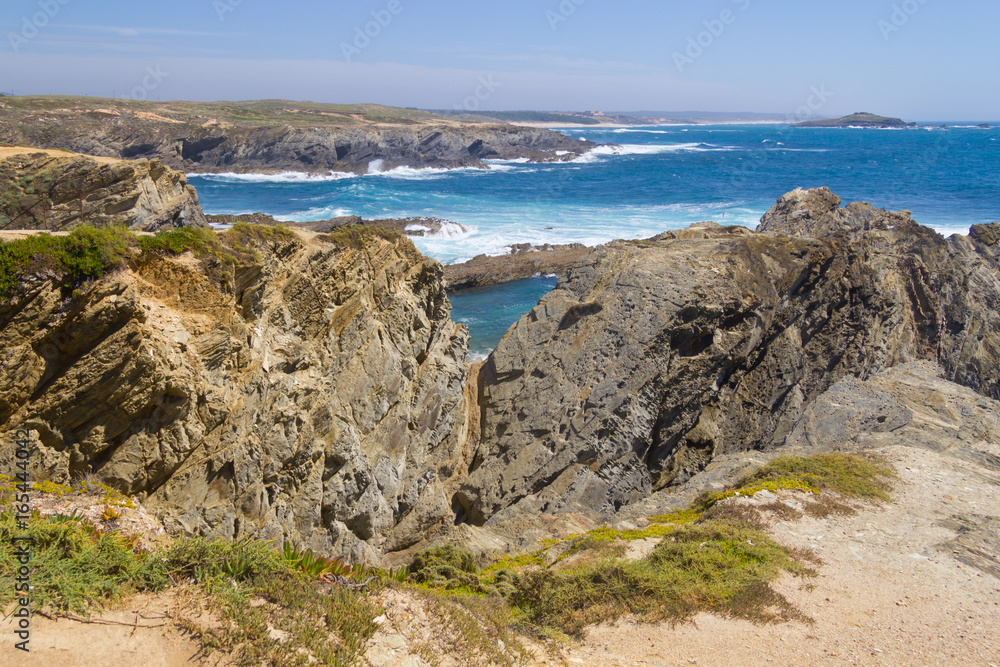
0 146 121 164
554 445 1000 667
0 591 232 667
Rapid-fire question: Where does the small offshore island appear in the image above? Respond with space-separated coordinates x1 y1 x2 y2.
793 111 917 128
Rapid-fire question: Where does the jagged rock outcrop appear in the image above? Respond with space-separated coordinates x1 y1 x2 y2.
0 148 205 231
291 215 471 239
0 228 471 563
454 189 1000 527
3 184 998 562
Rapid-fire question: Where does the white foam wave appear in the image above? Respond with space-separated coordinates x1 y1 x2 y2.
274 207 352 222
427 221 473 239
193 171 357 183
367 164 489 180
574 143 737 162
612 128 676 135
405 221 473 239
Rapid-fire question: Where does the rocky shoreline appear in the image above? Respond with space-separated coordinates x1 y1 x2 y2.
205 212 473 240
0 98 596 174
442 242 594 291
207 212 595 292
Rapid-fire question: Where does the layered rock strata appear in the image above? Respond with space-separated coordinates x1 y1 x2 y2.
0 148 205 231
3 185 998 562
0 228 470 563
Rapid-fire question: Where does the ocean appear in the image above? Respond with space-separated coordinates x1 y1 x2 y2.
189 123 1000 357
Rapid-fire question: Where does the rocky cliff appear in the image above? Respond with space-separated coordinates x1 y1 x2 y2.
0 99 595 174
0 147 205 231
3 185 997 562
0 226 471 563
454 188 1000 528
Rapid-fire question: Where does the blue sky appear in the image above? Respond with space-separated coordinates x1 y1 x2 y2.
1 0 997 119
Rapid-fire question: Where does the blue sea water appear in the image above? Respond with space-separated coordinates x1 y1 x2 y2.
189 123 1000 357
448 276 559 357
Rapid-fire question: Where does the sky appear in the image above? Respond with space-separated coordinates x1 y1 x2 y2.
0 0 997 120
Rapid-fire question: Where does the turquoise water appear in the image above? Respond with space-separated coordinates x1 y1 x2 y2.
448 276 558 358
189 123 999 356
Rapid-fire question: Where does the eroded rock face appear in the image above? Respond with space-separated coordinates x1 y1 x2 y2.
0 121 594 174
455 191 1000 527
0 149 205 231
0 230 471 563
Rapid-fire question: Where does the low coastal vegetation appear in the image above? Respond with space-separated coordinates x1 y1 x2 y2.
0 223 307 298
0 453 894 664
0 96 447 128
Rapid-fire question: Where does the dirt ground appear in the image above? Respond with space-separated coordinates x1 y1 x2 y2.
550 445 1000 667
1 591 232 667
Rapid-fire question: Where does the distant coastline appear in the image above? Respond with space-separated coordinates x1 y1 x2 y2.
511 119 790 129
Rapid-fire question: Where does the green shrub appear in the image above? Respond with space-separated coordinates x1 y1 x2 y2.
0 224 132 296
409 544 483 591
0 222 302 299
161 535 286 584
0 510 169 613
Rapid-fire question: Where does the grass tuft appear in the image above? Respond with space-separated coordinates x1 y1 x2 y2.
412 453 895 637
734 453 893 502
0 507 380 665
511 519 814 635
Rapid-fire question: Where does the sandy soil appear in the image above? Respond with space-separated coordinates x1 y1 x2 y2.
1 591 232 667
554 445 1000 667
0 146 121 164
